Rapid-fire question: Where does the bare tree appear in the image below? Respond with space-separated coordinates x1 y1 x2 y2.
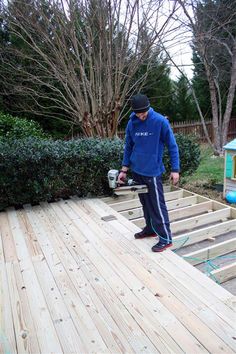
176 0 236 155
0 0 178 137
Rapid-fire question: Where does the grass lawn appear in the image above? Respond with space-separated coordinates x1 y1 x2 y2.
181 144 224 185
180 144 225 203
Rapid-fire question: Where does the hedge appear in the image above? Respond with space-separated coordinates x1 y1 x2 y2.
0 134 200 210
0 112 47 140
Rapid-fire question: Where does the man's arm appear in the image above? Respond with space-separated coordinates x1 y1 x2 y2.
118 123 133 184
161 120 180 185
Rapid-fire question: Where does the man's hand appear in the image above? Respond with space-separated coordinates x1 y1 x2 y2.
117 171 127 184
170 172 179 185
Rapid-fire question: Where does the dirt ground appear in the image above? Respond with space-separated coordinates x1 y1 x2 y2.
181 182 226 204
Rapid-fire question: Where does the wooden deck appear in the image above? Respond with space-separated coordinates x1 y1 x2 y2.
1 192 236 353
103 187 236 288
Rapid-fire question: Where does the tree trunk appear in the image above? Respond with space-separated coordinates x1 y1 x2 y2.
222 43 236 148
203 58 221 153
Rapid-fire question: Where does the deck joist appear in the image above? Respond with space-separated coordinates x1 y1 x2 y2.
0 188 236 353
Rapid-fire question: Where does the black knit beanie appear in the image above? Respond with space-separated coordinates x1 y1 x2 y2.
131 94 150 113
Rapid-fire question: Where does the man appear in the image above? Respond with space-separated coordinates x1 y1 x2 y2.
118 94 180 252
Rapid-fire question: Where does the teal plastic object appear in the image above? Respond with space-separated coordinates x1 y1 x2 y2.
226 191 236 203
225 153 233 178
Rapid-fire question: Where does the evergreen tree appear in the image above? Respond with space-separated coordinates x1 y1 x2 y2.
135 51 175 120
191 50 211 120
174 74 196 122
180 0 236 153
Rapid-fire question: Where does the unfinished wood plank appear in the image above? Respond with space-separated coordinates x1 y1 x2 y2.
76 199 236 353
168 201 214 222
92 197 236 332
73 197 236 322
225 297 236 312
68 199 235 354
167 196 198 210
6 261 41 354
120 206 143 219
87 198 234 304
24 204 109 354
172 219 236 249
0 235 17 354
17 209 43 258
131 216 146 228
109 198 141 211
58 201 205 354
33 258 94 354
213 200 232 211
183 238 236 265
38 210 136 354
0 212 17 262
79 201 235 348
162 190 184 201
160 249 236 324
101 194 139 204
110 190 191 211
102 185 173 204
171 208 231 234
6 208 63 354
44 201 178 353
133 208 221 231
210 262 236 284
132 201 214 227
2 191 236 354
120 196 199 220
168 195 200 211
42 201 158 354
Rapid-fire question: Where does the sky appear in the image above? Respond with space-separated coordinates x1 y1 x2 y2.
169 43 194 80
160 0 194 80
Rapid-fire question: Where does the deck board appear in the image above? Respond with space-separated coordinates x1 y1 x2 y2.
0 195 235 353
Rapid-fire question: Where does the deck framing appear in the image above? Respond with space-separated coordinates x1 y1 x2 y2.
103 186 236 284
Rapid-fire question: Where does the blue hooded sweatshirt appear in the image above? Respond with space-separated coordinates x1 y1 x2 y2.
122 108 180 177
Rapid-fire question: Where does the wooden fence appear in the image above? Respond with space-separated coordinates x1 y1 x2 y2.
118 118 236 142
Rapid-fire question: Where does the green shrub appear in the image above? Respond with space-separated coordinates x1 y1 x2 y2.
163 133 201 179
0 134 200 210
0 137 123 210
0 112 47 140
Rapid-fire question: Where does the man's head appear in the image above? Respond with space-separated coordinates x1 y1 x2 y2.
131 94 150 120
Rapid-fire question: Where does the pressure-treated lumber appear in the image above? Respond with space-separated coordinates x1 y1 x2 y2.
133 207 231 232
6 208 63 354
120 196 200 219
109 190 188 211
86 197 232 299
72 198 236 353
0 212 18 262
101 184 175 204
210 262 236 284
171 207 231 234
6 262 41 354
183 238 236 265
24 204 111 354
0 230 17 354
40 201 158 353
1 191 236 354
82 198 236 348
171 219 236 249
168 200 214 221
